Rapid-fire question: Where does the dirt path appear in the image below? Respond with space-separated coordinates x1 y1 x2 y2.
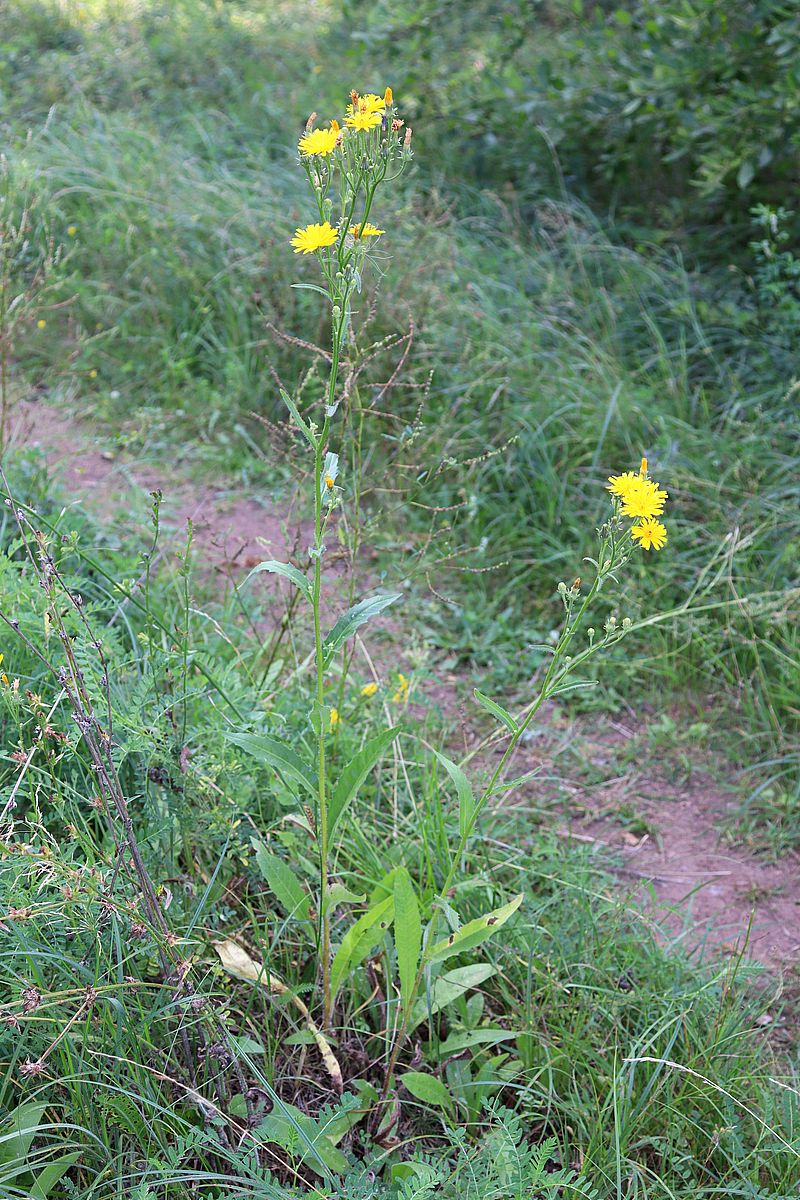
9 397 800 972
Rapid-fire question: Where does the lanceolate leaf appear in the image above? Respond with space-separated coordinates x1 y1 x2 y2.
400 1071 454 1113
279 387 316 447
474 688 520 733
254 845 310 922
393 868 421 1013
328 726 400 836
244 560 312 602
434 750 475 840
407 963 495 1033
227 732 317 798
322 593 402 667
330 895 394 1001
427 893 524 963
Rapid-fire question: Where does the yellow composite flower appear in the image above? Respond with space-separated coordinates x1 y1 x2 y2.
298 125 340 157
384 87 393 106
349 222 384 239
360 681 379 697
347 93 386 116
37 319 46 329
67 225 77 236
631 518 667 551
392 672 410 704
606 471 638 499
0 654 7 687
345 109 382 131
620 478 668 520
329 707 339 730
290 220 338 254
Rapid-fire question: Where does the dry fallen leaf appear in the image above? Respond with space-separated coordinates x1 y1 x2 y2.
213 939 343 1092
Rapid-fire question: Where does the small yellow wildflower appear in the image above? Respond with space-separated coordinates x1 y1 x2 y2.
392 672 410 704
67 225 77 236
606 471 638 499
0 654 7 687
89 369 97 379
298 125 340 157
640 456 648 476
324 474 335 489
360 681 379 697
347 93 386 116
350 222 385 240
290 220 338 254
620 478 668 520
345 109 382 132
384 87 393 106
37 319 46 329
329 707 339 730
631 518 667 551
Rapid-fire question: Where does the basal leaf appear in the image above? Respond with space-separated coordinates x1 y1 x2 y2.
407 963 495 1033
393 868 421 1014
254 845 310 922
427 893 523 963
400 1071 454 1113
330 895 394 1001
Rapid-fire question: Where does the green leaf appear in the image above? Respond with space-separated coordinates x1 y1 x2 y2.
408 964 495 1033
393 869 421 1013
290 282 331 298
737 158 755 189
330 895 394 1000
400 1071 454 1113
438 1028 516 1056
322 882 366 914
427 893 523 963
434 750 475 840
255 1103 348 1177
227 732 316 798
323 593 402 667
279 387 316 447
30 1153 81 1200
254 845 310 922
474 689 519 734
0 1102 47 1166
328 726 400 836
244 560 312 603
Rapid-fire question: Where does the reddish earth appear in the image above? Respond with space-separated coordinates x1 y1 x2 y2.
8 397 800 973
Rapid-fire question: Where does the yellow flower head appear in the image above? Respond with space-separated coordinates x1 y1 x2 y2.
329 707 339 730
37 319 46 329
298 125 340 157
89 369 97 379
620 478 668 520
384 87 393 106
0 653 7 687
290 220 338 254
606 471 638 499
349 222 384 239
631 518 667 551
324 474 335 489
392 672 410 704
360 681 379 697
348 93 386 116
640 456 648 477
345 109 382 131
67 225 77 237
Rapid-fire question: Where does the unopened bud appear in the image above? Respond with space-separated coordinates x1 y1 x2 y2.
305 111 316 132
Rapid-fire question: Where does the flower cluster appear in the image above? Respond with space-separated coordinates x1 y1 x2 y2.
607 458 668 551
290 87 411 257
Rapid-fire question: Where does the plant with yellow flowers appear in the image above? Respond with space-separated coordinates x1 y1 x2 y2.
230 87 412 1031
231 87 670 1115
